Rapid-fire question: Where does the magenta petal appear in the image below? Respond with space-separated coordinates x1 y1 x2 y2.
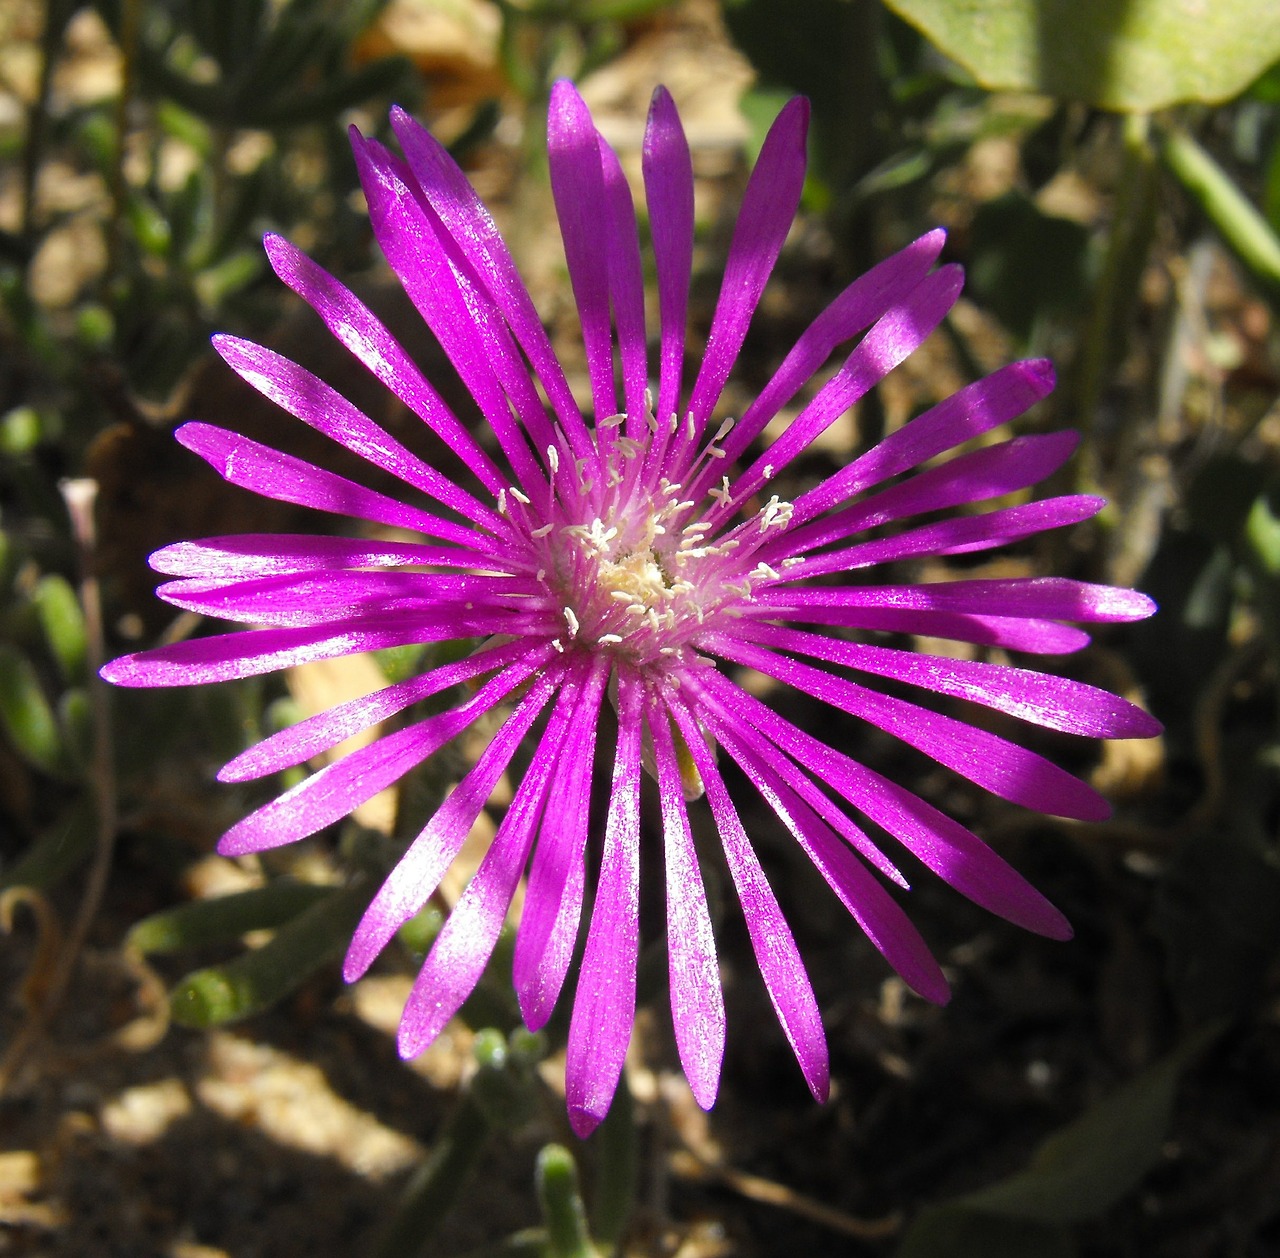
397 660 594 1057
678 97 809 458
565 670 644 1138
792 358 1057 525
218 655 544 855
648 695 725 1111
174 422 483 549
778 431 1080 558
148 534 481 578
344 665 564 982
386 106 595 463
642 86 694 429
692 670 1070 939
218 640 550 782
100 611 528 687
735 621 1161 739
703 632 1111 822
711 229 947 478
728 264 963 507
263 233 506 495
792 495 1105 578
351 133 548 492
598 136 650 432
212 335 498 530
513 655 609 1032
548 81 617 424
669 697 828 1101
713 717 949 1004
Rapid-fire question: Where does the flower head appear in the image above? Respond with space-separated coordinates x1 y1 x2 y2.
104 82 1160 1136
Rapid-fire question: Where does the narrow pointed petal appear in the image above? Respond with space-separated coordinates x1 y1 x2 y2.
599 137 650 432
148 534 481 578
726 265 963 508
711 229 947 478
565 671 644 1138
218 656 544 854
174 423 488 550
790 495 1105 579
398 661 594 1057
387 106 595 463
669 697 828 1101
263 233 506 495
212 335 499 530
677 97 810 459
648 695 725 1111
702 633 1111 821
692 670 1071 939
643 86 694 429
548 81 618 423
713 717 949 1004
792 358 1057 525
351 133 547 492
775 431 1080 559
734 621 1162 739
218 640 550 782
514 655 609 1031
344 665 564 981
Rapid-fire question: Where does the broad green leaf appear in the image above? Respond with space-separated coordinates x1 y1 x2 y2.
882 0 1280 111
0 644 64 775
899 1208 1073 1258
959 1027 1220 1223
33 574 86 685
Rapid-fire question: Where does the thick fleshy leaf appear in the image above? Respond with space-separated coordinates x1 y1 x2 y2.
884 0 1280 111
565 670 644 1138
648 695 725 1110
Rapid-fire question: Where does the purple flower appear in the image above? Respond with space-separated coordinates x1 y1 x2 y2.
103 82 1159 1136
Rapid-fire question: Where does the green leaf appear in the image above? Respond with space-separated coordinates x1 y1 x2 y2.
899 1209 1074 1258
537 1145 595 1258
882 0 1280 111
0 644 64 775
168 880 369 1026
960 1027 1220 1223
127 880 335 954
33 574 86 685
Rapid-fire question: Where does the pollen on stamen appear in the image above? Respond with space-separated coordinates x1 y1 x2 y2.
531 523 555 538
564 607 581 638
547 445 560 473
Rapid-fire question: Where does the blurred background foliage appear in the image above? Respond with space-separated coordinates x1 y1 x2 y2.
2 1 1280 1255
